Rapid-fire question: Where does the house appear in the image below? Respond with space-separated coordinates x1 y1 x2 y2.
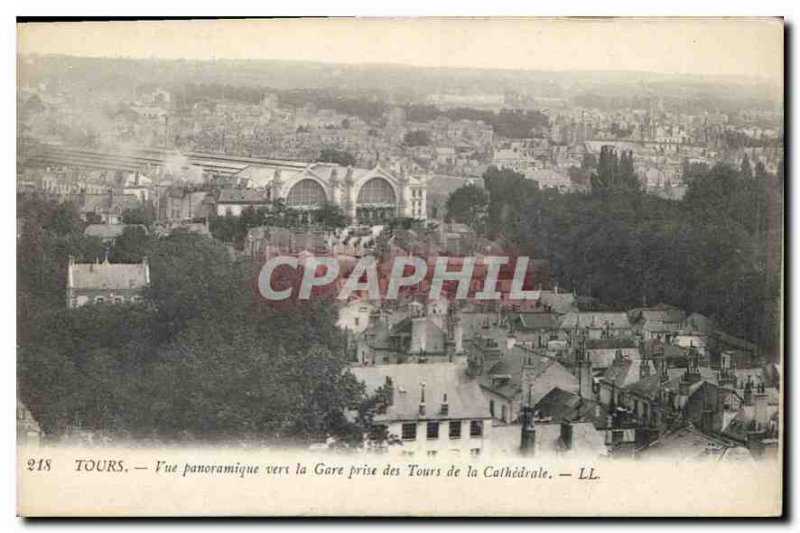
628 304 687 343
350 362 492 458
435 222 477 256
636 425 753 462
560 312 633 340
586 347 642 372
215 189 271 217
162 187 215 221
508 312 563 348
478 346 579 424
17 400 43 447
66 256 149 307
596 349 657 407
534 387 611 431
337 300 377 335
116 171 154 202
536 289 578 314
354 304 464 364
77 191 140 225
490 418 608 458
720 381 780 459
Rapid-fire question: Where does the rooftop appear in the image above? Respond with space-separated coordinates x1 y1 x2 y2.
69 258 149 291
349 362 490 423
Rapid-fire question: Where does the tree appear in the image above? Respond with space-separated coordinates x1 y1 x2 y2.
315 203 350 231
146 233 249 336
111 226 155 263
741 152 753 179
122 204 155 226
402 130 431 147
445 184 489 232
581 153 598 171
317 148 356 167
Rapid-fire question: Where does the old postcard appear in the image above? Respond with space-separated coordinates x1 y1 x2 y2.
16 17 783 517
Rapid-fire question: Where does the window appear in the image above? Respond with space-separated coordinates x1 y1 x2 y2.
402 423 417 441
286 179 327 207
449 421 461 439
611 430 624 444
427 450 437 458
95 296 105 304
427 421 439 440
357 178 396 205
501 405 507 422
490 400 495 417
114 297 124 304
354 317 360 327
470 448 481 457
470 420 483 438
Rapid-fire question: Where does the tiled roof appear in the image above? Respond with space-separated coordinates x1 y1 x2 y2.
535 387 611 429
638 425 752 461
70 260 148 291
479 347 576 404
514 312 562 331
586 348 641 369
560 312 632 330
599 359 656 389
350 362 490 422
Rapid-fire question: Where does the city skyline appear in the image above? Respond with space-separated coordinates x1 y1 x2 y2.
18 18 783 83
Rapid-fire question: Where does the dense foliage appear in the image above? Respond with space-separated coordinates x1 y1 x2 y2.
316 148 357 167
17 195 367 443
477 163 782 359
210 202 349 249
445 184 489 232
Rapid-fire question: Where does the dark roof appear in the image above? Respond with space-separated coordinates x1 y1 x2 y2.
534 387 611 429
625 373 682 400
513 312 562 331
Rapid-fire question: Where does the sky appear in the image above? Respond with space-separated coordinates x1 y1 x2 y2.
17 18 784 83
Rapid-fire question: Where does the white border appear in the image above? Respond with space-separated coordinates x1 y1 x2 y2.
4 1 795 530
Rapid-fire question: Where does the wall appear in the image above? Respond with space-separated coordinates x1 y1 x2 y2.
384 418 492 459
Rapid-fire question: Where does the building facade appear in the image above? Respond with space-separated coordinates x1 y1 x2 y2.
66 256 150 308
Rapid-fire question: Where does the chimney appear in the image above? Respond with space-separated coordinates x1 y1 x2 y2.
639 360 651 379
142 256 150 284
659 362 669 384
560 422 573 451
677 380 690 409
753 383 768 430
419 382 426 416
440 393 449 416
743 380 753 406
577 357 594 401
384 376 394 407
520 411 536 456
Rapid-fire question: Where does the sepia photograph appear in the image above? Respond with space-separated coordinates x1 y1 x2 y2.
14 15 784 517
